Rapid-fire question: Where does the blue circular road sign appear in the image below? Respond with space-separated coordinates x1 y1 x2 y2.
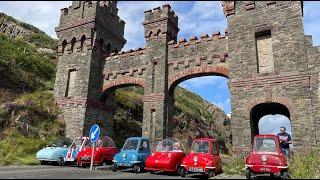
89 124 100 142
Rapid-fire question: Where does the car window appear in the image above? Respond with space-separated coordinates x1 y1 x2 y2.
155 138 184 152
211 143 218 155
123 139 139 150
139 140 149 153
191 140 209 154
254 138 277 152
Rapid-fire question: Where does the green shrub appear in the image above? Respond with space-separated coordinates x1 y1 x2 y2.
222 155 246 175
289 147 320 179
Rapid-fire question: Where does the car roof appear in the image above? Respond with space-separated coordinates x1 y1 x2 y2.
194 137 217 142
254 134 278 139
126 137 149 141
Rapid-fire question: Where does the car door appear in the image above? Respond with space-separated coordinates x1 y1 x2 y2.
211 141 222 172
138 139 151 165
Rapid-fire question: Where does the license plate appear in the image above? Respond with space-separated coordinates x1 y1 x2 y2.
189 167 204 172
260 167 271 172
118 163 128 167
81 157 90 160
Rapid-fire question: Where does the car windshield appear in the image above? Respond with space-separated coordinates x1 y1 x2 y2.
84 136 116 148
70 137 89 149
191 140 209 154
122 139 139 150
254 138 277 153
48 138 72 148
156 138 185 152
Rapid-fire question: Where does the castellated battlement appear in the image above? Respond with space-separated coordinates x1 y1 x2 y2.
222 1 303 17
143 4 179 40
105 47 146 60
144 4 178 24
168 30 228 49
56 1 126 57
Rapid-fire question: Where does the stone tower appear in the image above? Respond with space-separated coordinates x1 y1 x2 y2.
142 4 179 142
54 1 126 139
225 1 318 152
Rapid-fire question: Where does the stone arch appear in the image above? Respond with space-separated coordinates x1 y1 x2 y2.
245 96 295 120
156 29 162 36
102 77 145 95
70 37 76 53
168 65 229 95
246 97 295 141
61 39 67 54
80 35 86 51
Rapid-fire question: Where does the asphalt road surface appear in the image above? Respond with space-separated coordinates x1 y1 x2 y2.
0 165 246 179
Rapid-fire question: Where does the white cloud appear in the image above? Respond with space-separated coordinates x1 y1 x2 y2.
258 114 292 135
0 1 72 39
182 76 222 88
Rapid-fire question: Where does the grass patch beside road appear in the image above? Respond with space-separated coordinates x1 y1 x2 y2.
221 154 245 176
289 147 320 179
0 129 54 166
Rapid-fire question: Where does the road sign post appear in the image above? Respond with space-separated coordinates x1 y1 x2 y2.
89 124 100 171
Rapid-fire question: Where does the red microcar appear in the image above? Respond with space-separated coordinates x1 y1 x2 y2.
76 136 119 167
180 137 222 178
245 134 289 179
145 137 186 174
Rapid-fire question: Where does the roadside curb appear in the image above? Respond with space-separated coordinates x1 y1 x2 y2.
92 165 113 171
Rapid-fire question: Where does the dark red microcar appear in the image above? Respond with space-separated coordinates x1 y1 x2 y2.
245 134 289 179
145 137 186 174
180 137 222 178
76 136 119 167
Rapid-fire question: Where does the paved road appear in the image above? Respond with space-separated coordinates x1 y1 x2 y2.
0 165 246 179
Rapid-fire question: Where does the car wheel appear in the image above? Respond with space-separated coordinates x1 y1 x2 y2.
134 164 141 173
180 167 186 177
57 157 65 166
112 164 117 172
281 171 290 179
245 168 252 179
77 161 82 168
208 170 215 178
40 161 47 165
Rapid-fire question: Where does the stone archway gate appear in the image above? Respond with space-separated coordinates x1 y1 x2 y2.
54 1 320 152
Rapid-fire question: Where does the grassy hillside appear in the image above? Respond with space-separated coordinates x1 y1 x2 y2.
0 33 56 103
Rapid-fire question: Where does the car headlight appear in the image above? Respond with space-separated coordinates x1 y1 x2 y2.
261 155 268 162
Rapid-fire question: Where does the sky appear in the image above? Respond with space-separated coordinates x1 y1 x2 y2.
1 1 319 139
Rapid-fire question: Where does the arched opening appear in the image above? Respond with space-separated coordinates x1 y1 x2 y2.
100 83 144 148
106 44 111 55
80 35 86 51
250 103 292 145
61 40 67 54
167 71 231 154
98 38 104 53
70 37 76 53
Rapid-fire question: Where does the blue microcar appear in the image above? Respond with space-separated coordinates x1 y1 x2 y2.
112 137 151 173
36 137 73 165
